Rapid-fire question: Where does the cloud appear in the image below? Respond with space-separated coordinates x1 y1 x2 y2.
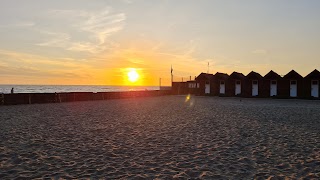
13 22 35 27
121 0 133 4
0 49 95 84
0 49 91 70
48 9 90 18
36 31 71 48
36 7 126 54
0 21 35 28
252 49 268 55
88 39 212 80
79 9 126 44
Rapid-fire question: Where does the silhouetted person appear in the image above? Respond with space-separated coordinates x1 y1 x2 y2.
11 87 14 94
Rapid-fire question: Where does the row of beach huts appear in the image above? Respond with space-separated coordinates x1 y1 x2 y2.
172 69 320 99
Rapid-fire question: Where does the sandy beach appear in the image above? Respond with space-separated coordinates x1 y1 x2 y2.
0 95 320 179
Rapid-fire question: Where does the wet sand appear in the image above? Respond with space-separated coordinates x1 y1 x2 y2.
0 96 320 179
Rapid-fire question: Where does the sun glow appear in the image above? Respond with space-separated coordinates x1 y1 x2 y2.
127 69 139 82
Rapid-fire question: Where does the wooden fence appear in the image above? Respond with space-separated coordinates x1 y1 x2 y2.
0 90 172 105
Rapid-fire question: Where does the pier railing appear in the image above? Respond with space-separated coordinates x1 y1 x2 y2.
0 90 172 106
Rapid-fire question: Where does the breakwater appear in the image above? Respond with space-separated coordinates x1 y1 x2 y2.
0 90 172 105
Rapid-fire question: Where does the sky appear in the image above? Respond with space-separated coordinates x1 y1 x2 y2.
1 0 320 86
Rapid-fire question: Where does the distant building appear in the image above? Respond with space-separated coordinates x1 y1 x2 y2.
186 80 199 94
212 72 229 96
170 69 320 100
228 72 246 96
281 70 303 98
263 70 282 97
246 71 263 97
304 69 320 98
195 73 214 95
172 82 188 95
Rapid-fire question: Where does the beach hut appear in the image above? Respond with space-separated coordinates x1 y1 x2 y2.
227 72 246 96
263 70 282 97
195 73 214 95
186 80 199 95
212 72 229 96
280 70 303 98
304 69 320 98
245 71 263 97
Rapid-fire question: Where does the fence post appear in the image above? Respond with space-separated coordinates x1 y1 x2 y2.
28 94 32 104
0 93 4 105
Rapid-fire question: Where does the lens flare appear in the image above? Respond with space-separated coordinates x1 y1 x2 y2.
185 94 191 102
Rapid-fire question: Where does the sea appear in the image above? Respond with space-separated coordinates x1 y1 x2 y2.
0 85 161 94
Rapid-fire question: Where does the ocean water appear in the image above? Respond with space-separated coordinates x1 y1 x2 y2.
0 85 160 94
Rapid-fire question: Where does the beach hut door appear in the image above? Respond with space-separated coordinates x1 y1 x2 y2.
311 80 319 97
235 80 241 95
252 80 258 96
270 80 277 96
205 81 210 94
290 80 297 97
220 81 225 94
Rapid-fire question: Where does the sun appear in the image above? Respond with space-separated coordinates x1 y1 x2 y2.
127 69 139 83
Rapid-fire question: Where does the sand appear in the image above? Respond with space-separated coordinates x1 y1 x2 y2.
0 96 320 179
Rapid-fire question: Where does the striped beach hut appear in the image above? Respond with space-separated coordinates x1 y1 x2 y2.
304 69 320 98
263 70 282 97
246 71 263 97
228 72 246 96
280 70 303 98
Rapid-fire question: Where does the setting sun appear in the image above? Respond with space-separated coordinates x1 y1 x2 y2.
127 69 139 82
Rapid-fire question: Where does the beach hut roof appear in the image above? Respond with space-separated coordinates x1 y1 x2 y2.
283 70 303 79
305 69 320 79
264 70 282 80
195 73 214 80
246 71 263 79
229 72 245 79
214 72 229 80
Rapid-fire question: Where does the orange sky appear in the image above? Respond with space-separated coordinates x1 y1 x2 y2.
1 1 320 86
